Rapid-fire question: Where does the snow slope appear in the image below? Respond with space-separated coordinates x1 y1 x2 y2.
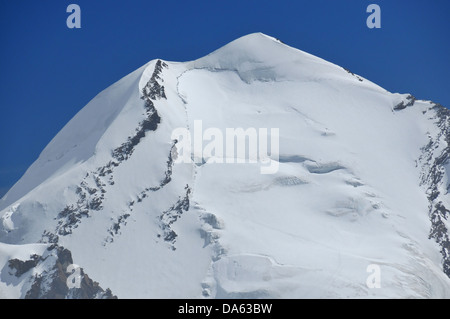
1 33 450 298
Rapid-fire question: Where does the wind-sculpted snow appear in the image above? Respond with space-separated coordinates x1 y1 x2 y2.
1 33 450 298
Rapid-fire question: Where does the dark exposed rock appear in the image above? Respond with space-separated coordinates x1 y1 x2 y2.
40 230 59 244
109 213 131 239
342 67 363 82
161 140 176 186
342 67 355 76
27 246 116 299
419 102 450 278
157 185 191 248
112 60 167 163
8 254 40 277
142 60 168 101
89 196 103 210
394 94 416 111
201 213 224 230
6 245 116 299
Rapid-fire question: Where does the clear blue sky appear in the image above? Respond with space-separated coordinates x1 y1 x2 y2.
0 0 449 197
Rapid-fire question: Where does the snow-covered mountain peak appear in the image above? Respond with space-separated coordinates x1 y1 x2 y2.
1 34 450 298
189 32 379 89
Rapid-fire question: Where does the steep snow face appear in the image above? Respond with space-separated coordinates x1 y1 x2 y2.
0 64 152 212
1 33 450 298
